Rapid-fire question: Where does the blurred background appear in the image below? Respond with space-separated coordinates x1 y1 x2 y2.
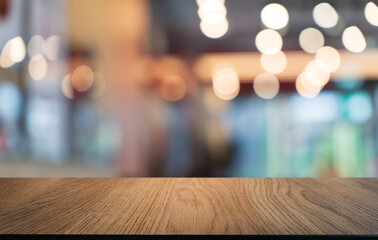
0 0 377 177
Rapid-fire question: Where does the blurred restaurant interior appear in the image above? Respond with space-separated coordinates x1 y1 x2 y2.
0 0 378 177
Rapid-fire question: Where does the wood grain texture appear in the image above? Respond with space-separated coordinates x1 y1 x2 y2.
0 178 377 234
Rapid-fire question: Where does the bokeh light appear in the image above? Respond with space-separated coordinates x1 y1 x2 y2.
200 19 229 39
10 36 26 63
45 35 61 61
305 60 331 86
1 0 378 180
299 28 325 54
61 74 74 99
198 0 226 24
28 35 45 58
261 3 289 30
199 9 226 25
196 0 224 6
296 72 322 98
28 54 48 81
0 40 15 68
253 73 280 99
364 2 378 26
342 26 366 53
315 46 340 73
212 66 240 100
313 2 339 28
260 51 287 74
198 0 228 38
0 36 26 68
90 72 107 99
72 65 94 92
255 29 283 55
160 75 187 101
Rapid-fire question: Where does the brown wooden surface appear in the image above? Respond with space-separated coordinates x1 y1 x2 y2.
0 178 377 235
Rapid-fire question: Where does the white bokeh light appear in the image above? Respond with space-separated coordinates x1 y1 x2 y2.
0 40 15 68
299 28 325 54
255 29 283 55
200 19 229 39
196 0 224 6
212 66 240 100
10 37 26 63
313 2 339 28
198 0 226 24
198 0 229 39
261 3 289 30
28 54 48 81
364 2 378 26
342 26 366 53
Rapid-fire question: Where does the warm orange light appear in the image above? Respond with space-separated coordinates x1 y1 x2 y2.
160 75 187 101
72 65 94 92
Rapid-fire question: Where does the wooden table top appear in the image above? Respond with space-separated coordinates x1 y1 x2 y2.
0 178 377 235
